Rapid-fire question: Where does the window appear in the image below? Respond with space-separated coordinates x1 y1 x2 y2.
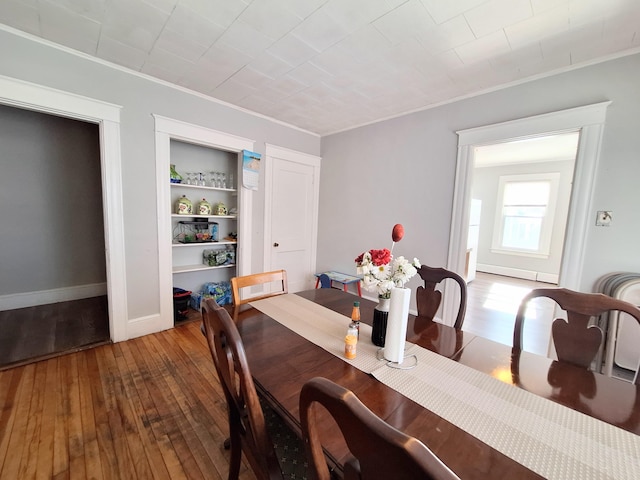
492 173 560 257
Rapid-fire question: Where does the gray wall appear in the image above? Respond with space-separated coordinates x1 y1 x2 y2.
320 53 640 300
0 104 105 295
472 159 575 277
0 28 320 320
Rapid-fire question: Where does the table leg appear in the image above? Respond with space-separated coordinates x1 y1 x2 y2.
315 278 320 289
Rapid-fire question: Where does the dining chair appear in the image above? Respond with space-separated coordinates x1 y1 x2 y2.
416 265 467 329
299 377 460 480
230 269 288 321
514 287 640 382
201 298 307 480
318 273 332 289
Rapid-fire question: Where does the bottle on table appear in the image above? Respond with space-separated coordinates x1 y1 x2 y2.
345 321 358 360
350 301 361 339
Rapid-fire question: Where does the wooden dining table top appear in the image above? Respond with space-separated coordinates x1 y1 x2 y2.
235 288 640 479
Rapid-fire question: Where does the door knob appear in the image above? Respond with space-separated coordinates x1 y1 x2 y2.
273 242 279 247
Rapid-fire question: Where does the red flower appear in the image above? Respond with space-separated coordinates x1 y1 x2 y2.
354 253 364 264
370 248 391 266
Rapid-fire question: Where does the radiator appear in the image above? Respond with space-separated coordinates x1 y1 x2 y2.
595 273 640 378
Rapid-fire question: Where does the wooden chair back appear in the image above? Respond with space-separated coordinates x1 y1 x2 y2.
416 265 467 329
201 299 283 480
299 377 460 480
514 288 640 382
231 270 288 321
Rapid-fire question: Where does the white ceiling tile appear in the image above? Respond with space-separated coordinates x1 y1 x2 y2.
464 0 533 39
39 0 101 54
141 0 177 16
287 61 332 87
267 33 320 67
102 0 168 52
416 15 476 55
0 0 40 36
213 78 257 103
291 9 351 52
373 0 436 45
248 51 293 79
164 4 224 47
147 44 196 73
308 45 356 76
228 66 273 89
335 24 392 64
97 34 147 70
531 0 569 15
43 0 107 23
419 0 486 24
178 0 249 29
504 5 569 49
262 75 308 99
141 61 183 84
278 0 329 21
239 0 301 40
154 28 207 64
455 30 511 65
217 20 276 59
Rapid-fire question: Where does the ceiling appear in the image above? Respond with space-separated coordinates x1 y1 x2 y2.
1 0 639 136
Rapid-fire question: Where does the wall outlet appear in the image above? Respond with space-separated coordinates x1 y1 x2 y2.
596 211 612 226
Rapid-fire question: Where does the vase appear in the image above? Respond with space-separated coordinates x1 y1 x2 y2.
170 164 183 183
371 296 390 347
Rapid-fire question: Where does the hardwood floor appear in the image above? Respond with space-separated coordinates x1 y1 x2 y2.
0 297 110 371
463 272 556 356
0 318 257 480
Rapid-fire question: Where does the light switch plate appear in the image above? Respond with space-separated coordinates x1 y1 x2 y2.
596 211 612 226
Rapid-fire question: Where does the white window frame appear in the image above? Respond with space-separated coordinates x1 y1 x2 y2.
491 172 560 258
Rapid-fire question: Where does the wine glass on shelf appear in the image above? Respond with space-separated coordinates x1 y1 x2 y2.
209 171 216 188
221 173 227 189
198 172 206 186
184 172 193 185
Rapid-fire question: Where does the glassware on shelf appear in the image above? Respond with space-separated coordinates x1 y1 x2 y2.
198 172 206 186
221 173 227 189
209 171 217 187
184 172 194 185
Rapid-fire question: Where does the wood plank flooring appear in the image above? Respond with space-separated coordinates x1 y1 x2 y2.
0 296 111 370
463 272 556 356
0 318 257 480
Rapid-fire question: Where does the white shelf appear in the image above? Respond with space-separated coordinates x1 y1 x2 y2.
172 240 237 248
173 263 236 274
172 214 237 219
170 182 236 193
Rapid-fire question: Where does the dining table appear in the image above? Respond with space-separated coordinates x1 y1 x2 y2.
235 288 640 479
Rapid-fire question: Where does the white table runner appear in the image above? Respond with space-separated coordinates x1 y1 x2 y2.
251 294 640 480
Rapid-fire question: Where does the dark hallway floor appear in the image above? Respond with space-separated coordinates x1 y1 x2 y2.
0 296 110 370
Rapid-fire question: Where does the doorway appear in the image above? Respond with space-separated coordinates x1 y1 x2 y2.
445 103 611 350
0 104 110 368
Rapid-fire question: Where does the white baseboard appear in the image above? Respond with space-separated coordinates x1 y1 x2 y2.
0 282 107 311
126 313 173 340
477 264 558 284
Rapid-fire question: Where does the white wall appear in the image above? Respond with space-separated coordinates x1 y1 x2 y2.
319 53 640 303
0 28 320 326
472 159 574 279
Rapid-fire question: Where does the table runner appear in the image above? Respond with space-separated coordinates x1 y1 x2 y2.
250 294 640 480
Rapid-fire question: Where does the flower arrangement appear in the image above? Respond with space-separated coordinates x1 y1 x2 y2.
355 224 421 299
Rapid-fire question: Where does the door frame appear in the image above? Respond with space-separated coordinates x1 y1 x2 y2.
263 144 321 290
445 102 612 326
0 74 128 341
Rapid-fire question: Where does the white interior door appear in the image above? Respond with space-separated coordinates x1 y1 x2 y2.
264 144 320 293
